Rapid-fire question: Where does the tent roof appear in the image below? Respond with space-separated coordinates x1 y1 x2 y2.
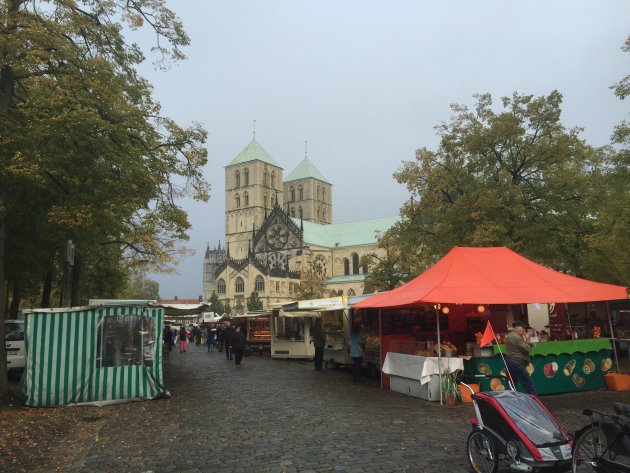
354 247 628 309
153 303 209 316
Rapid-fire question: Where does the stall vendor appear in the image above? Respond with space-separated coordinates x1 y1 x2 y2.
505 320 538 395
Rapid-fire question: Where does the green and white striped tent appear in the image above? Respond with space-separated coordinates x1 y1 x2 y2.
18 305 169 407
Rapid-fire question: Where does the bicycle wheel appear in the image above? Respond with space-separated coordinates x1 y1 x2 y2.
572 426 610 472
467 430 498 473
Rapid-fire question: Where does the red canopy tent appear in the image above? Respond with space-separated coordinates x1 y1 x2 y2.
354 246 627 309
353 247 628 401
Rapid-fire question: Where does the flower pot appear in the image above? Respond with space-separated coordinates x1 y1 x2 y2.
604 373 630 391
444 393 457 406
458 383 479 403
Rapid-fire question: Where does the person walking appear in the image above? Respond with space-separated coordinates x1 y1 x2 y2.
206 327 216 353
505 320 538 395
311 318 326 371
217 326 224 352
178 326 187 353
223 322 234 361
349 326 364 382
231 326 246 367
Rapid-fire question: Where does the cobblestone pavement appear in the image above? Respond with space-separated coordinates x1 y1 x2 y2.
1 345 630 473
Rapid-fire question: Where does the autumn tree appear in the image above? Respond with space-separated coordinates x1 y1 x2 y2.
0 1 208 402
295 255 326 300
247 291 263 311
375 91 607 284
118 271 160 300
208 291 224 315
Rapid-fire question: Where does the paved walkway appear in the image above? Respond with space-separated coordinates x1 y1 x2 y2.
1 344 629 472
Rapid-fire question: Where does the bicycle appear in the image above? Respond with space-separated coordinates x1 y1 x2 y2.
572 402 630 472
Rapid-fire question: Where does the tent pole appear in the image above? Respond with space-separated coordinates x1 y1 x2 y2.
379 309 383 389
435 307 443 406
605 302 621 374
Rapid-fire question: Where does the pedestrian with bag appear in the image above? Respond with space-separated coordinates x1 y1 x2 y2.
223 322 234 361
206 327 216 353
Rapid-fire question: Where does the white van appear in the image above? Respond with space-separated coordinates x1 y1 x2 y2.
5 320 25 372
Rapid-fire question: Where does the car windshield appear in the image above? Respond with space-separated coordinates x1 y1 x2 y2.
5 322 24 342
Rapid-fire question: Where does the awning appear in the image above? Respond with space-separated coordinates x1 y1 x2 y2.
279 310 322 318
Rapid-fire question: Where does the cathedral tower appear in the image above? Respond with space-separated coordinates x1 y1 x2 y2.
225 138 284 260
283 156 332 224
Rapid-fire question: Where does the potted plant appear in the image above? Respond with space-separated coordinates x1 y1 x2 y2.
442 368 462 405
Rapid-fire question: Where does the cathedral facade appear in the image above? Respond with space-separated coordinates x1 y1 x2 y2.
202 137 398 313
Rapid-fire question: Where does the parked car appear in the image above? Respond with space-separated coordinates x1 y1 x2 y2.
5 320 25 372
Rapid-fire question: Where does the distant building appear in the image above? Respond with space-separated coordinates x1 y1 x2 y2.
202 137 398 313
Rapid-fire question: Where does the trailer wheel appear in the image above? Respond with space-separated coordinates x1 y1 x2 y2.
467 430 498 473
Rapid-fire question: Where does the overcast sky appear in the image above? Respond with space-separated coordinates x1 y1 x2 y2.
137 0 630 299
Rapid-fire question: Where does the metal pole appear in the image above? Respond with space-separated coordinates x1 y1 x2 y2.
379 309 383 389
605 302 621 373
436 307 443 406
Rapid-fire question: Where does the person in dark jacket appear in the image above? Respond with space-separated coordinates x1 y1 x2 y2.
311 318 326 371
216 326 224 352
223 322 234 360
231 325 246 367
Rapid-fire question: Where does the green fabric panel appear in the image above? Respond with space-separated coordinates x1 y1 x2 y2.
464 349 614 395
492 338 611 356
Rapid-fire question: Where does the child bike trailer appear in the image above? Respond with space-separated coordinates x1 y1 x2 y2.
467 390 572 472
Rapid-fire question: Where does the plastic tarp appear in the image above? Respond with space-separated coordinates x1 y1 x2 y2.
354 246 628 309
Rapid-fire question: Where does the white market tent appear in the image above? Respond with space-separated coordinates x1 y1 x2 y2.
18 304 169 407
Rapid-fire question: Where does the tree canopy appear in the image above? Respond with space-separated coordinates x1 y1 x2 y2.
369 89 630 290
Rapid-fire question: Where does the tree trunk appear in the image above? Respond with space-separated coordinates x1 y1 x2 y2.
0 0 22 405
41 271 53 308
9 284 20 319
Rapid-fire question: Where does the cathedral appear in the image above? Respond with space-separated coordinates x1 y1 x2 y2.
202 137 398 313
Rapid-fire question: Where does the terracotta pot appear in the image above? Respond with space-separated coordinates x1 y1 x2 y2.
444 394 457 406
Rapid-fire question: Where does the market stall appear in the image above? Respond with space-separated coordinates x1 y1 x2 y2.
353 246 628 400
272 297 348 361
18 304 169 407
233 312 271 355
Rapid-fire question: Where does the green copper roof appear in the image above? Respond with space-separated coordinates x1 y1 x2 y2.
285 158 328 183
227 138 281 168
291 216 400 248
325 275 366 284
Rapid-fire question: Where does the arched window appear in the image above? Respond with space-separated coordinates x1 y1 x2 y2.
323 209 326 221
244 168 249 186
299 206 303 218
235 170 240 188
244 191 249 206
329 290 338 297
235 193 241 208
299 185 303 200
352 253 359 275
271 172 276 188
264 193 269 209
317 207 320 219
290 186 295 201
343 258 350 276
317 186 320 200
291 207 295 217
217 279 226 294
235 277 245 293
322 188 326 203
348 289 356 297
255 276 265 292
263 169 269 187
362 263 368 274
